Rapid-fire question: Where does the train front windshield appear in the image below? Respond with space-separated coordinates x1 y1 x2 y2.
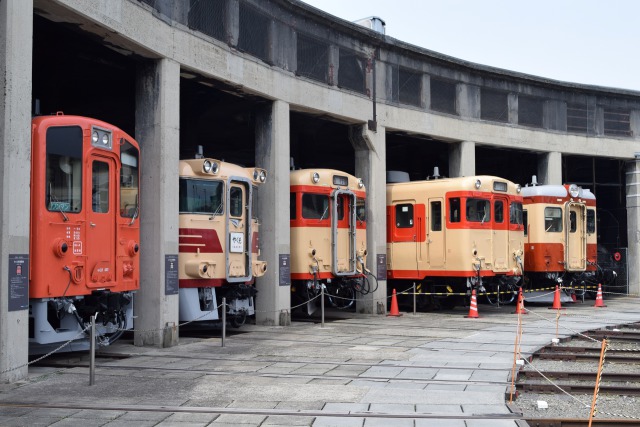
45 126 83 213
179 178 223 214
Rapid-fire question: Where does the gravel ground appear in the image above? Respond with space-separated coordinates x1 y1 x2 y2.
515 336 640 420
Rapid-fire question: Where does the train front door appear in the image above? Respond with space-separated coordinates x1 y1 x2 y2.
493 197 509 272
427 198 444 268
87 156 117 288
566 202 587 271
227 180 251 282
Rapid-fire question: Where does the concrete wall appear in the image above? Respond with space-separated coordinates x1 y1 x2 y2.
0 0 33 382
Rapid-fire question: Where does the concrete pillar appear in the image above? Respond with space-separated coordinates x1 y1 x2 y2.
508 93 518 125
449 141 475 177
350 124 387 314
226 0 239 46
625 160 640 297
457 83 480 119
537 151 562 185
0 0 32 383
631 110 640 138
328 45 339 86
134 58 180 347
422 75 431 110
255 100 291 326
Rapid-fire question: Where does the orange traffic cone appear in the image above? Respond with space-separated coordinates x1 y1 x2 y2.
593 283 607 308
549 285 565 310
513 287 527 315
387 289 402 317
465 289 480 318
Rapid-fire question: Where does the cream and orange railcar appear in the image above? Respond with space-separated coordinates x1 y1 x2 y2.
290 169 367 312
29 114 140 353
178 158 267 327
386 173 525 306
521 182 609 292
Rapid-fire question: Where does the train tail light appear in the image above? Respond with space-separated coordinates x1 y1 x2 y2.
127 240 140 257
53 239 69 258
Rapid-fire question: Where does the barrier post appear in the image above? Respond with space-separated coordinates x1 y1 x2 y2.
221 298 226 348
321 285 325 328
89 314 96 386
413 282 416 315
588 338 608 427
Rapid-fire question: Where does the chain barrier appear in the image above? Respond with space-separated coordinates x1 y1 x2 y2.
0 324 92 376
523 307 603 344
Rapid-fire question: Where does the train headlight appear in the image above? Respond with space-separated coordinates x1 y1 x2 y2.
516 184 522 193
358 178 364 188
101 134 109 146
569 184 580 198
475 179 482 189
259 170 266 182
211 161 219 174
312 172 320 184
92 131 99 144
203 160 212 173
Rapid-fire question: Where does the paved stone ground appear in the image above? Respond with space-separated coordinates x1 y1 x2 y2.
1 295 639 426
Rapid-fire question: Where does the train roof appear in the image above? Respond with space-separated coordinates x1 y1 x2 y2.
386 175 521 196
179 158 266 185
290 169 365 191
520 184 595 200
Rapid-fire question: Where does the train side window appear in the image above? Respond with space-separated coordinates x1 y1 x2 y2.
587 209 596 234
430 201 442 231
251 186 259 219
466 198 490 223
120 140 139 218
92 161 110 213
449 198 460 223
356 197 366 223
395 204 414 228
229 186 244 218
290 193 297 220
523 210 528 236
510 202 523 225
178 179 223 214
494 200 504 223
302 193 329 219
544 207 562 232
46 126 83 213
569 211 577 233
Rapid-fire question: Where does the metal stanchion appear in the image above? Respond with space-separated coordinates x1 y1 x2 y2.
413 282 416 315
497 284 500 308
321 285 325 328
89 314 96 386
221 298 226 348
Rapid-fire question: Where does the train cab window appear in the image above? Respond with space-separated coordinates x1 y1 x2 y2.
302 193 329 219
544 207 562 232
587 209 596 234
466 198 490 223
569 211 577 233
510 202 523 225
120 140 139 218
290 193 297 220
523 210 528 236
46 126 83 213
430 201 442 231
356 198 366 223
179 179 223 214
449 198 460 223
92 161 110 213
336 196 345 220
494 200 504 223
395 204 414 228
229 186 244 218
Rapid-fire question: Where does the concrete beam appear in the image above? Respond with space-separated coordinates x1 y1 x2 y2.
449 141 476 177
255 100 291 326
134 58 180 348
626 160 640 297
537 152 562 185
0 0 33 383
350 124 387 314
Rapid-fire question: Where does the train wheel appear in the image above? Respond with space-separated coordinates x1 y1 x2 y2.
230 313 247 328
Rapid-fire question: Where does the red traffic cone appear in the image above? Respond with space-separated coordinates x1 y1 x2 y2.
513 287 527 315
465 289 480 318
387 289 402 317
549 285 565 310
593 283 607 308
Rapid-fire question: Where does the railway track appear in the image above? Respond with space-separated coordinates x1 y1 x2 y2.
525 419 640 426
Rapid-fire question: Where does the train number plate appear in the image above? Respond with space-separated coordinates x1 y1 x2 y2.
230 232 244 253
